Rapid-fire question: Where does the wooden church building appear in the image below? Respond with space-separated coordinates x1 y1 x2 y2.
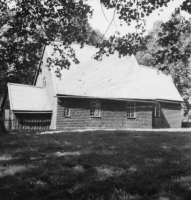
1 43 183 130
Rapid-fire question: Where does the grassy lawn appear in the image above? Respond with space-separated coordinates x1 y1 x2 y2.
1 130 191 200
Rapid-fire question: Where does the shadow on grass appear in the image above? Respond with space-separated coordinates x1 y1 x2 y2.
0 130 191 199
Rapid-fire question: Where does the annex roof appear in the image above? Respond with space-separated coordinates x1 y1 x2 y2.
44 43 183 102
8 83 52 112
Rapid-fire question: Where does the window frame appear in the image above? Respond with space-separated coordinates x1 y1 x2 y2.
154 103 160 118
64 107 71 118
126 102 136 118
90 100 101 118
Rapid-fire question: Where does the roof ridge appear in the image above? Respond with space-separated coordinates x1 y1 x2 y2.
50 41 97 49
8 82 43 89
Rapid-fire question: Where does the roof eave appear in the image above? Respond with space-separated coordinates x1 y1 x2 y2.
155 99 183 104
56 94 183 104
13 110 52 113
33 45 46 86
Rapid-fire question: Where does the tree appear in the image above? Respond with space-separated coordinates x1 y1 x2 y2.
135 14 191 116
153 14 191 116
0 0 191 92
0 0 93 97
86 23 105 46
135 21 163 66
0 0 106 98
1 0 190 77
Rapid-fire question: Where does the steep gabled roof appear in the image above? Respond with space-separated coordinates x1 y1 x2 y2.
8 83 52 112
41 43 183 102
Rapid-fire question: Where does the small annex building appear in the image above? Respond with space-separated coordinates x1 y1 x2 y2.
1 43 183 130
1 84 52 130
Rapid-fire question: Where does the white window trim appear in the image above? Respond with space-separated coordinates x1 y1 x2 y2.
126 102 136 118
90 100 101 117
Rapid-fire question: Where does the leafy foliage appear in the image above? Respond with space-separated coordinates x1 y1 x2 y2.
136 21 163 66
0 0 107 98
94 1 191 109
135 13 191 116
0 0 92 97
96 0 175 58
86 23 105 46
101 0 172 23
155 15 191 116
181 0 191 14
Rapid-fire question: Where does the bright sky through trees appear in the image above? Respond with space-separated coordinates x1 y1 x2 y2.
88 0 190 38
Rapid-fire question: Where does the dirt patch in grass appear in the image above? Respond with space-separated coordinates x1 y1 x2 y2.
1 130 191 199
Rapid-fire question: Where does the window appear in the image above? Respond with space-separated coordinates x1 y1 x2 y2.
64 108 70 117
90 100 101 117
127 102 136 118
154 103 160 118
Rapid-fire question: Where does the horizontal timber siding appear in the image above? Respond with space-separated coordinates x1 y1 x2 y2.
152 102 182 128
56 98 153 130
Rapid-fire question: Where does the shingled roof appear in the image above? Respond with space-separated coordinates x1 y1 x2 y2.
43 43 183 102
8 83 52 112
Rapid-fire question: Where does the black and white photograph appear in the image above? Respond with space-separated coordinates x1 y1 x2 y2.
0 0 191 199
